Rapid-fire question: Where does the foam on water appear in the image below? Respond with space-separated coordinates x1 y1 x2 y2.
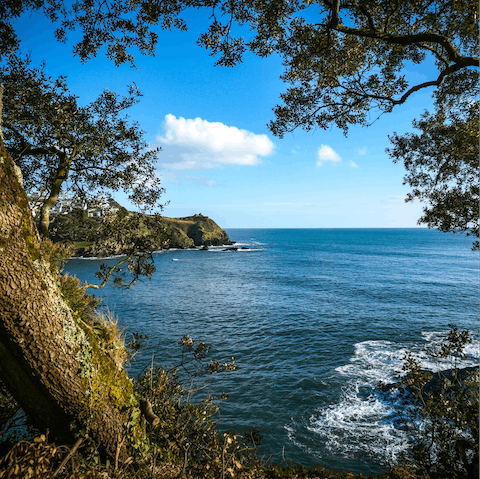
76 254 127 260
65 228 479 474
306 390 409 463
304 330 479 467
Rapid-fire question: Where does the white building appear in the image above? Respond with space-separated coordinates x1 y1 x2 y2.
28 193 119 218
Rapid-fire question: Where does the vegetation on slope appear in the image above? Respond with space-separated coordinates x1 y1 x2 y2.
49 210 232 257
161 214 233 248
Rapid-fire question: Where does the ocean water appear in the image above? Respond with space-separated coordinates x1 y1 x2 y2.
64 228 479 474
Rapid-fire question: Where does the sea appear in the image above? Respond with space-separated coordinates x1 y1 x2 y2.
64 228 479 475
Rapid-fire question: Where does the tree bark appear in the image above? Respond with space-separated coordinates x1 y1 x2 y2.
0 139 135 458
38 151 72 238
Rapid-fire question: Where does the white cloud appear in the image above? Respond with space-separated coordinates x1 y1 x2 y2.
155 114 274 170
358 147 367 155
348 160 359 169
317 144 341 167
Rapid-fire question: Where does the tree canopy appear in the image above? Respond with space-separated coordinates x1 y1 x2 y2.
2 1 477 133
1 0 478 244
1 56 164 237
388 74 479 249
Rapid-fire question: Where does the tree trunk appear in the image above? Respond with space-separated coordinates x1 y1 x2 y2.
38 152 71 238
0 84 4 142
0 140 137 458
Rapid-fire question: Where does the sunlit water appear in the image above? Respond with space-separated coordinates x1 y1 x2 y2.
65 228 479 474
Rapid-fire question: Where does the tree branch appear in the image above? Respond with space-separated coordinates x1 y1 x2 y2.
3 123 64 158
365 61 471 106
329 0 340 29
333 23 477 67
84 255 132 289
357 4 377 33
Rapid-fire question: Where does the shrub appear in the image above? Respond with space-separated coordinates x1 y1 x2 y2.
135 337 259 478
59 273 101 323
39 237 73 276
396 326 479 478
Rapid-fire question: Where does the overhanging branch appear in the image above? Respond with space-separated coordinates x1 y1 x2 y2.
84 255 132 289
328 3 478 67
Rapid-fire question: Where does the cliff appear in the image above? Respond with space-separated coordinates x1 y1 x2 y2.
162 214 232 248
49 211 233 256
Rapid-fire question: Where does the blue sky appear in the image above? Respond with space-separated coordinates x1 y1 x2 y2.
11 9 437 228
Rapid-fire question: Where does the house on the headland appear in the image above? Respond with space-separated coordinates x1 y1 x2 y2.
28 193 120 218
87 207 104 218
51 198 87 215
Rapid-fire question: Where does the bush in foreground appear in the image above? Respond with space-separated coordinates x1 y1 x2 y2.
0 250 476 478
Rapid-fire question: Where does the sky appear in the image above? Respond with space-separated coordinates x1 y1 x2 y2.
10 7 439 228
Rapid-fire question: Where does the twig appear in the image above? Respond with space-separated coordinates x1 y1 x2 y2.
282 445 287 466
151 446 157 479
176 444 190 478
221 442 225 479
52 437 83 478
115 432 126 471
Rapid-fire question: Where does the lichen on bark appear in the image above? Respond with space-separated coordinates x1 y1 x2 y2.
0 138 141 458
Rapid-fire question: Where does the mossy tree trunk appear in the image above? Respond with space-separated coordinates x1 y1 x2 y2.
0 136 137 457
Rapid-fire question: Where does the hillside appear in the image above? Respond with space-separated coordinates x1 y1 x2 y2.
161 214 232 248
49 210 233 256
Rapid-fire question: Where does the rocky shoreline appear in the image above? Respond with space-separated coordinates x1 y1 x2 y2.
379 366 478 398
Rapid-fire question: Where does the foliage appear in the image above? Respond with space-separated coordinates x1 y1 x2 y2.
386 466 431 479
0 433 141 478
84 211 169 289
39 237 74 276
388 77 479 248
59 273 101 323
0 0 172 66
1 55 164 237
49 209 169 290
177 334 239 376
396 326 479 478
133 336 262 478
0 434 65 479
0 432 388 479
2 2 477 130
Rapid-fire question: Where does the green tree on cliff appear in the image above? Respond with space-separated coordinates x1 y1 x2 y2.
1 56 164 238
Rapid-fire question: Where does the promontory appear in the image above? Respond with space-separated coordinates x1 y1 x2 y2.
48 209 233 257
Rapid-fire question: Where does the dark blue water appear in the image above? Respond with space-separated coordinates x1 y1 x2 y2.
64 228 479 474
